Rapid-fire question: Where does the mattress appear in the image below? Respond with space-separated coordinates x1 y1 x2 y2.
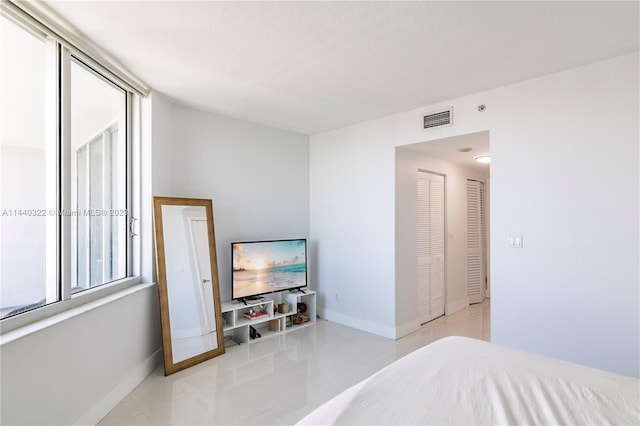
297 336 639 425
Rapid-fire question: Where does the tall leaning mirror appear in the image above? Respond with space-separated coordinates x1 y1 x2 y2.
153 196 225 375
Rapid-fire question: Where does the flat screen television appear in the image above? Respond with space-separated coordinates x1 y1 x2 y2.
232 238 307 301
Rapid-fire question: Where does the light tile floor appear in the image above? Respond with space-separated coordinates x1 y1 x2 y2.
99 299 490 425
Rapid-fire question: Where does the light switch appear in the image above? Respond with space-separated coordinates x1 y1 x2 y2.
509 235 523 248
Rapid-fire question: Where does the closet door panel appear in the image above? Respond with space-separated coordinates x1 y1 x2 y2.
467 180 485 304
429 176 445 319
417 172 445 323
417 176 431 324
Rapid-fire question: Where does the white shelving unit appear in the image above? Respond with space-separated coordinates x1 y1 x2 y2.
221 289 316 346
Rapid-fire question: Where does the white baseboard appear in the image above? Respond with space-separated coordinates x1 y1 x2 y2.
319 298 472 341
317 307 396 339
446 297 470 315
74 348 163 426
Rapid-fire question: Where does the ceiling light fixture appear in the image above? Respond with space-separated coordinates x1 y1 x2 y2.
473 154 491 164
457 147 472 152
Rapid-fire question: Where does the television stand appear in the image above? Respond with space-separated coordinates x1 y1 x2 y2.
290 287 306 294
221 290 316 346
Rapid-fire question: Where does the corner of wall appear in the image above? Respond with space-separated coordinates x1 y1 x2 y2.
446 297 469 315
395 319 420 339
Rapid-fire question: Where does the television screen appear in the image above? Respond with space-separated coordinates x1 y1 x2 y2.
232 239 307 300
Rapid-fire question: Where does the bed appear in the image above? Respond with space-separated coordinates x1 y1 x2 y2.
297 336 639 425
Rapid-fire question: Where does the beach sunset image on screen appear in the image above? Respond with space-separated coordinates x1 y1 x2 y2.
232 239 307 299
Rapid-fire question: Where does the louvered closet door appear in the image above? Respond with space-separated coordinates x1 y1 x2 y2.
467 180 486 304
417 171 445 324
429 177 445 318
417 177 431 324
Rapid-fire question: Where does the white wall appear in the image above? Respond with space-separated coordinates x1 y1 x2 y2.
309 52 639 377
0 284 161 425
149 92 175 200
489 53 638 377
140 91 174 285
160 102 310 302
395 148 487 333
310 122 397 337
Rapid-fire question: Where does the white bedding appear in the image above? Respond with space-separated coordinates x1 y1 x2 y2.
297 336 639 425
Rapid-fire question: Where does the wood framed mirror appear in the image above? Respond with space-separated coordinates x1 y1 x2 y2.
152 196 225 375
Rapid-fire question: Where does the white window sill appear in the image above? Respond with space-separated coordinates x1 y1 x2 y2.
0 279 155 345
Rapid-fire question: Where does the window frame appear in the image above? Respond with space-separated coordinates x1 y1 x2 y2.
0 7 142 333
67 56 132 296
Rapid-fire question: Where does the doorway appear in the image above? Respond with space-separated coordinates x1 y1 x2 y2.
395 130 490 334
182 208 217 337
188 218 217 334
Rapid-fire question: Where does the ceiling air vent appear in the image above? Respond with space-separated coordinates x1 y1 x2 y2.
423 108 453 130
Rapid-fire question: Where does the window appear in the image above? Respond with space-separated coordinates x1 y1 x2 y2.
71 59 128 293
0 10 139 323
0 13 53 318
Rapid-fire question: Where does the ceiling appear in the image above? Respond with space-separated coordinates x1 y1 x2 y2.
41 1 639 136
403 131 491 172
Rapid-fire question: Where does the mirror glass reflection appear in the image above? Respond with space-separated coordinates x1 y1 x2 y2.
161 205 218 363
153 197 224 375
